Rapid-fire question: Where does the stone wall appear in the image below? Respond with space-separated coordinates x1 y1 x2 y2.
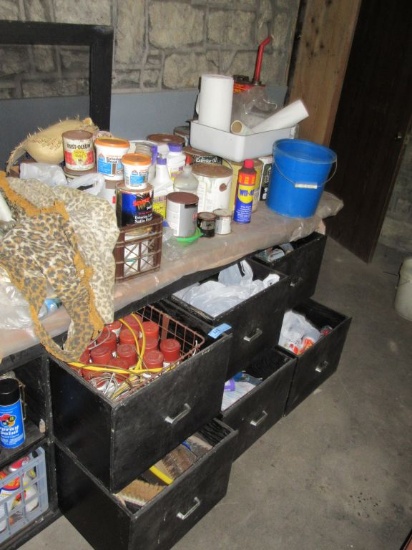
0 0 300 99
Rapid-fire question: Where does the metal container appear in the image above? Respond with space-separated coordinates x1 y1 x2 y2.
166 192 198 237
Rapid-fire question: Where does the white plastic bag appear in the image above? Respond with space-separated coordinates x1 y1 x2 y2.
278 310 321 354
19 162 105 196
174 260 280 318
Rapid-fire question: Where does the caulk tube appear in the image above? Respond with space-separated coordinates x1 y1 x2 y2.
251 100 309 133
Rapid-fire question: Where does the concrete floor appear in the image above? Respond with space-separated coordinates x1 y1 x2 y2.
21 237 412 550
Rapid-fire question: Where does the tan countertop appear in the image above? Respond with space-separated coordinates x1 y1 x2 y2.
0 192 342 362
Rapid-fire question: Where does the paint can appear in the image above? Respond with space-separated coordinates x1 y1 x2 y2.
0 378 25 449
183 146 222 165
62 130 95 172
122 153 152 188
173 125 190 146
197 211 216 238
95 137 130 181
116 183 153 227
213 208 232 235
166 192 198 237
146 133 185 147
192 163 232 212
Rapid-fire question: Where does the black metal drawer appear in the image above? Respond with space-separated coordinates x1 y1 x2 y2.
50 302 231 493
219 347 296 460
254 232 327 308
169 258 289 380
55 419 237 550
280 299 351 415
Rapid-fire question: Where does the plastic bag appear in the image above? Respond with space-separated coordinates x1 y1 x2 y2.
231 87 279 134
174 260 280 318
19 162 105 196
278 310 321 354
0 267 60 329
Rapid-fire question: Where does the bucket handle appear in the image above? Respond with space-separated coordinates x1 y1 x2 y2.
273 157 337 189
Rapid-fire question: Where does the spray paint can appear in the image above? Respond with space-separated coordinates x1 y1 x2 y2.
0 378 25 449
233 159 256 224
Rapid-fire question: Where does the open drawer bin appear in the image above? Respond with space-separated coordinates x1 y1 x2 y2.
169 258 289 381
219 347 296 461
280 299 351 415
50 302 231 493
254 232 327 309
55 419 237 550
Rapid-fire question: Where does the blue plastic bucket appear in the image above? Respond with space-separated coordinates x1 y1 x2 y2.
266 139 337 218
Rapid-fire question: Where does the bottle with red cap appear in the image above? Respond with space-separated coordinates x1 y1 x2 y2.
160 338 181 367
233 159 256 224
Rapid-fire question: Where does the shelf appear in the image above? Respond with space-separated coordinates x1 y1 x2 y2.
0 420 46 470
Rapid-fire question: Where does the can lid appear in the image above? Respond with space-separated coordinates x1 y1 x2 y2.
168 142 183 153
95 137 130 148
122 153 151 166
0 378 20 405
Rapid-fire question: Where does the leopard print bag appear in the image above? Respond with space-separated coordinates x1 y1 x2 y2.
0 171 119 362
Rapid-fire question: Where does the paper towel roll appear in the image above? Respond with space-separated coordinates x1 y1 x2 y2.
251 99 309 133
198 74 234 132
230 120 252 135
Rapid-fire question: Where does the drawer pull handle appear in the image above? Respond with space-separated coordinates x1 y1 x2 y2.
177 497 201 520
250 410 268 427
164 403 191 425
243 327 263 343
315 360 329 373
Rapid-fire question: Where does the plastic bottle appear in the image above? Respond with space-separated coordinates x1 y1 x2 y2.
173 165 199 193
167 142 186 181
233 159 256 224
39 297 62 320
150 156 174 218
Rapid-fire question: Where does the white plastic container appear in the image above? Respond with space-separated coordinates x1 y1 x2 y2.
95 137 130 181
122 153 152 188
394 257 412 321
190 120 297 163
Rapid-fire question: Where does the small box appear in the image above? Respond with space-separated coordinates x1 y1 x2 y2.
51 302 231 492
280 299 351 415
55 419 236 550
190 121 296 163
220 347 295 460
0 447 49 543
169 259 289 380
254 233 327 308
114 213 162 282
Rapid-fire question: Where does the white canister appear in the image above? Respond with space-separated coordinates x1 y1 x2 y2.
192 163 232 212
213 208 232 235
394 257 412 321
122 153 152 188
95 137 130 181
166 192 198 237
